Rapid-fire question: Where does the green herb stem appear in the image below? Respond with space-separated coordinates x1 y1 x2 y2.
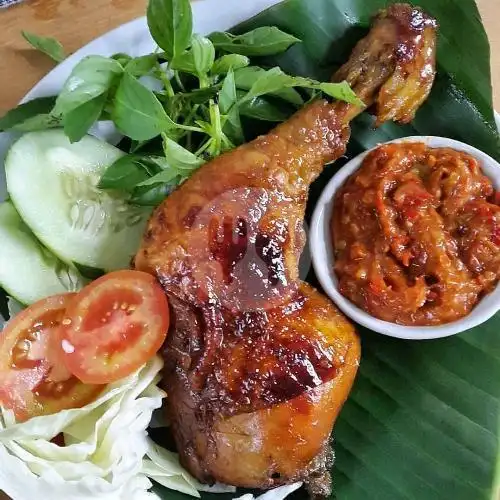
174 71 186 92
156 64 175 98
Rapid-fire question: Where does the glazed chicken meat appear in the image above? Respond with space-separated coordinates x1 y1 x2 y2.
135 3 438 496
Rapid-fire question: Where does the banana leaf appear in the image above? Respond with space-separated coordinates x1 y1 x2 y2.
154 0 500 499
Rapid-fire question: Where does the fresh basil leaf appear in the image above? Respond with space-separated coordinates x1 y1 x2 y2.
239 95 291 122
99 155 155 190
234 67 303 106
210 27 300 56
244 67 292 100
316 81 364 106
63 93 107 143
170 51 196 73
0 96 56 132
219 70 237 115
279 76 363 106
163 135 205 172
219 69 244 144
53 56 123 115
125 54 158 77
130 139 153 153
242 67 362 106
147 0 193 61
170 35 214 77
112 72 176 141
211 54 250 75
12 113 62 132
21 31 65 63
137 167 180 187
112 53 133 66
131 182 178 206
191 35 215 76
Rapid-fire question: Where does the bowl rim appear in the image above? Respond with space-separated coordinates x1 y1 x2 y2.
309 135 500 340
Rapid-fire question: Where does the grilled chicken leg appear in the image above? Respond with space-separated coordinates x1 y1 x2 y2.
135 4 437 496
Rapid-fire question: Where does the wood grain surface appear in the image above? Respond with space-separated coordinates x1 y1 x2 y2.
0 0 498 113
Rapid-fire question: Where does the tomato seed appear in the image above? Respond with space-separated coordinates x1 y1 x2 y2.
62 318 72 326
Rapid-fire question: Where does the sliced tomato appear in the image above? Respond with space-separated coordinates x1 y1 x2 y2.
0 294 103 422
58 270 169 384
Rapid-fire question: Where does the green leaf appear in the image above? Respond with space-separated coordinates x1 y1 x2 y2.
147 0 193 61
219 72 236 114
21 31 65 63
131 182 178 206
98 155 157 191
170 35 215 77
191 35 215 76
243 66 292 99
111 52 133 66
63 93 107 143
112 72 176 141
53 56 123 115
234 66 303 106
124 54 158 76
0 97 57 132
137 167 180 187
162 135 204 172
219 69 245 144
211 54 250 75
239 95 291 122
242 67 362 106
210 26 300 56
316 81 363 106
169 52 195 74
12 113 62 132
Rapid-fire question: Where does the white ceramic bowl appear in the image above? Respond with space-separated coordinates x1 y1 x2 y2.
310 136 500 340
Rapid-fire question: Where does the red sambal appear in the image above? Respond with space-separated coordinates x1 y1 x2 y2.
331 142 500 326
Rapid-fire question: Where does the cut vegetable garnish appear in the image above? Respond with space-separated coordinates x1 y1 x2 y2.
57 270 169 384
0 202 84 305
0 294 103 422
5 130 152 271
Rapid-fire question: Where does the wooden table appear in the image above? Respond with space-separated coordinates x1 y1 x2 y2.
0 0 498 113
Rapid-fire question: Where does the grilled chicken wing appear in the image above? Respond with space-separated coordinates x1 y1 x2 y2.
135 4 437 496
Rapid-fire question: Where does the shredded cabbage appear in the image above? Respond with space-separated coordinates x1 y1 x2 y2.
0 357 165 500
143 438 236 498
234 483 303 500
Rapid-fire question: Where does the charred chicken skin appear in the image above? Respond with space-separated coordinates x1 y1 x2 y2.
135 4 437 496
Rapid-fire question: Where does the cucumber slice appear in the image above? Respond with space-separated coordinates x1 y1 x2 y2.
5 130 152 271
0 202 85 305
